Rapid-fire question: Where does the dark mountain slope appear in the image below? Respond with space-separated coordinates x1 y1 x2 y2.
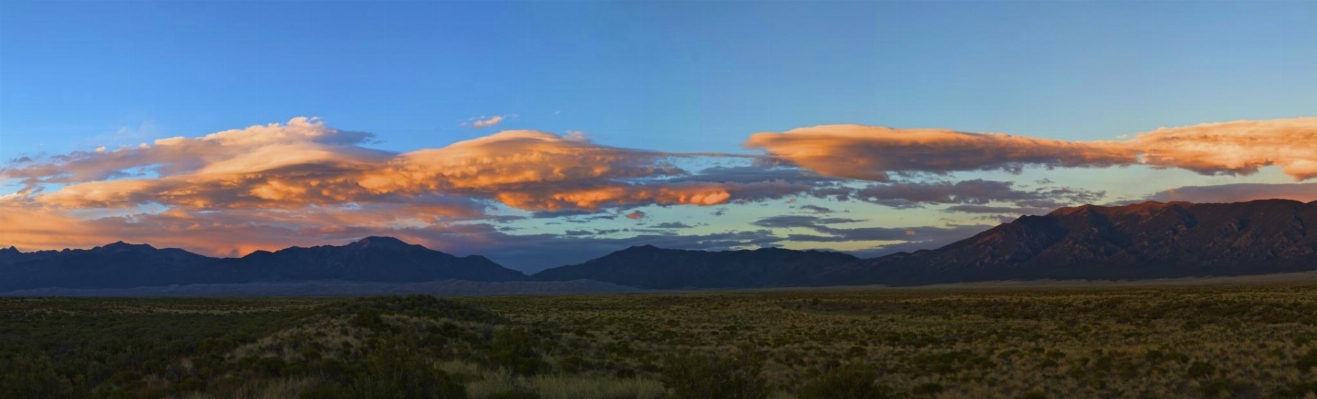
531 245 859 289
209 236 525 283
816 200 1317 286
0 242 217 292
0 237 525 292
6 200 1317 292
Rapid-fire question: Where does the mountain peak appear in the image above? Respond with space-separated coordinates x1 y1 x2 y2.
94 241 156 253
619 244 661 252
349 236 414 251
1048 201 1180 217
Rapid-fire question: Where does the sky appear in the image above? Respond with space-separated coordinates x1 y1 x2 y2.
1 1 1315 272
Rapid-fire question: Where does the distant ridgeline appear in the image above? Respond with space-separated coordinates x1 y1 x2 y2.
0 237 523 293
4 199 1317 294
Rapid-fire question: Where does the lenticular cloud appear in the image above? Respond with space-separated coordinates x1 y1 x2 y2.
1130 118 1317 180
1 118 752 213
744 117 1317 181
744 124 1138 181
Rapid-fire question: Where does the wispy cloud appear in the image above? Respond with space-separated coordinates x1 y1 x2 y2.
751 214 990 252
851 179 1105 210
466 114 517 129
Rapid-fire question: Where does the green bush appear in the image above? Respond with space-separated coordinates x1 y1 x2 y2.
661 349 770 399
797 363 894 399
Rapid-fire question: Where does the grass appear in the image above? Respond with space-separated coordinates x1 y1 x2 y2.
3 284 1317 398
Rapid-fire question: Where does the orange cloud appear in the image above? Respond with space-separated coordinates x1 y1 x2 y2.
744 118 1317 181
744 124 1137 181
0 196 496 257
1130 118 1317 180
3 118 747 213
358 130 685 194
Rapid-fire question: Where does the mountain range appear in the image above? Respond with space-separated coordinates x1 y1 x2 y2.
4 199 1317 294
810 199 1317 286
0 237 521 293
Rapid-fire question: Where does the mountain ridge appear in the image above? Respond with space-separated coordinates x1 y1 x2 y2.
0 237 526 292
809 199 1317 286
531 245 859 289
5 199 1317 293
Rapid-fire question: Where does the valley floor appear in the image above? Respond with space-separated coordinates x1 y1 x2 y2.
4 282 1317 398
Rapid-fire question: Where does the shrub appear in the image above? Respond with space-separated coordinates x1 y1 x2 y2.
797 364 894 399
1297 349 1317 373
912 382 944 396
661 349 770 399
487 390 542 399
1187 361 1217 379
490 327 547 376
558 355 590 373
352 310 391 333
347 347 466 399
0 355 80 399
1270 381 1317 398
303 347 466 399
1198 378 1254 398
299 382 345 399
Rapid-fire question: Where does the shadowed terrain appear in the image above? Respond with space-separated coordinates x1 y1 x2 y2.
4 284 1317 398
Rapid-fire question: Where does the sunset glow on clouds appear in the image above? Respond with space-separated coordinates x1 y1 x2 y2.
745 118 1317 182
2 116 1316 270
1131 118 1317 180
4 118 744 212
744 125 1139 181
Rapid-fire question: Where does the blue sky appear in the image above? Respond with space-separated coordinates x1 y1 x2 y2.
1 2 1315 271
5 2 1313 155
